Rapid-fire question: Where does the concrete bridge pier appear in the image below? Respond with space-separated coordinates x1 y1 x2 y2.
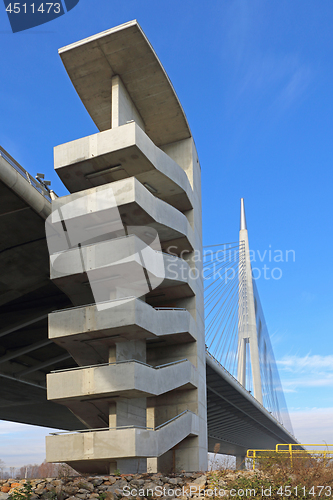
45 20 207 474
235 455 246 470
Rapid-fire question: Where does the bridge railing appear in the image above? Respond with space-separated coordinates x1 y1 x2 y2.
0 145 52 202
247 444 333 469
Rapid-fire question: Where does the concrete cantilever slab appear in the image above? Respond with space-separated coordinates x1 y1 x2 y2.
49 299 197 367
59 20 192 147
47 359 198 401
54 123 194 211
50 177 195 254
49 298 196 342
46 411 199 473
50 235 196 307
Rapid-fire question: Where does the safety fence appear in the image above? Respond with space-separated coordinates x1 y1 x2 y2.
247 444 333 469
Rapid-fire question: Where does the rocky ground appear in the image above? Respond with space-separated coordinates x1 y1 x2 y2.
0 470 261 500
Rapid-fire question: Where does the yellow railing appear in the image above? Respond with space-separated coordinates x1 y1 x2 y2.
247 444 333 469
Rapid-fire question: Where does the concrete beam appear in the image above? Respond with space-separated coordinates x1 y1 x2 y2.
17 353 72 378
0 338 52 365
0 312 50 339
0 155 51 220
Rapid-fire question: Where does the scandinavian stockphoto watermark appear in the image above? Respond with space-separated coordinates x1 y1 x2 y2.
3 0 80 33
165 245 295 283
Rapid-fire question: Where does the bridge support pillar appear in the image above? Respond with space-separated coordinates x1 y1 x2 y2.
236 455 246 470
45 20 207 474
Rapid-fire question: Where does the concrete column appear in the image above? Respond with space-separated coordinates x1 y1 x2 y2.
112 340 147 473
108 340 147 427
111 75 145 130
236 455 246 470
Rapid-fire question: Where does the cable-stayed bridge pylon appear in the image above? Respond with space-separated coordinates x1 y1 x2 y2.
204 198 293 435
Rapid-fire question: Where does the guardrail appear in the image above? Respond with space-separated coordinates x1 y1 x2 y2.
0 145 52 202
247 443 333 469
50 409 194 435
50 358 188 374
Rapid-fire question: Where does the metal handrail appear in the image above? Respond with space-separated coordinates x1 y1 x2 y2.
155 410 193 430
50 409 193 435
50 296 139 314
50 424 154 435
50 299 188 315
50 358 188 374
0 145 52 202
154 307 187 311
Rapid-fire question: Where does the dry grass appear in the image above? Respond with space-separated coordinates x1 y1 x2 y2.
209 451 333 499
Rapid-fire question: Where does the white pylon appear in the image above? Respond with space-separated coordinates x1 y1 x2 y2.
237 198 263 404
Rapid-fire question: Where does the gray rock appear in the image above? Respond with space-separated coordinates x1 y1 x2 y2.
77 483 94 492
143 482 158 489
191 475 206 486
103 493 116 500
107 480 127 493
65 486 79 494
91 479 104 487
168 479 178 485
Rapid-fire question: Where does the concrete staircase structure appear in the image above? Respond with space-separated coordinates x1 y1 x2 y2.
45 21 207 474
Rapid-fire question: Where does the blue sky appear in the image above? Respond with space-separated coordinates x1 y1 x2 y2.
1 0 333 467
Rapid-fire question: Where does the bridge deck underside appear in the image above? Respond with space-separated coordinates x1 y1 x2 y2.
0 175 80 429
206 359 297 455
